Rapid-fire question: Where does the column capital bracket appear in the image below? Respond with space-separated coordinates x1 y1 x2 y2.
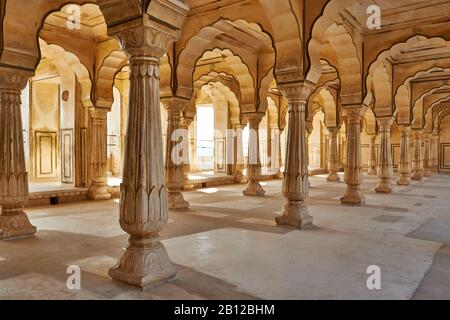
162 96 189 113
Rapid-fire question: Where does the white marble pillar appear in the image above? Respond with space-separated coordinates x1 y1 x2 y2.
397 126 411 185
164 99 189 210
0 67 36 240
367 134 377 175
375 118 393 193
276 83 314 229
108 24 183 287
88 108 111 200
422 133 432 177
340 105 367 205
243 113 265 196
411 130 423 181
327 127 340 182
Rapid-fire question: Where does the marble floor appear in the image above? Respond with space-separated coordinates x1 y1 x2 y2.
1 173 450 300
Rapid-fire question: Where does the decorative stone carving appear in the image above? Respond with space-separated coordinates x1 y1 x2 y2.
375 118 394 193
163 98 189 210
0 67 36 240
397 126 411 185
276 82 314 229
411 130 423 181
327 127 340 182
243 113 266 196
108 21 186 287
340 105 367 206
367 134 378 175
422 133 432 177
88 108 111 200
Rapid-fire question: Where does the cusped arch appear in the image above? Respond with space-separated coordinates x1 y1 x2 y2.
39 38 93 107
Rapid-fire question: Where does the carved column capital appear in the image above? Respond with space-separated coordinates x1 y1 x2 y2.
244 112 265 129
162 97 188 114
377 117 394 130
278 81 315 105
89 107 109 120
0 67 32 92
343 104 367 121
114 24 177 59
399 125 411 134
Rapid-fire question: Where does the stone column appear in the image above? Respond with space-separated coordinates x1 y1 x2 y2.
234 124 246 183
375 118 393 193
431 134 439 173
276 83 314 229
397 126 411 185
164 99 189 210
180 117 193 189
243 113 265 196
0 68 36 240
327 127 340 182
275 128 284 179
108 23 184 287
411 130 423 181
340 105 367 205
367 134 377 175
88 108 111 200
422 133 432 177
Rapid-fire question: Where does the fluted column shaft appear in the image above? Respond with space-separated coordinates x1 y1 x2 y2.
88 108 111 200
367 134 377 175
243 113 266 196
108 21 187 287
340 105 367 205
411 130 423 181
422 133 432 177
276 83 314 229
431 134 439 173
397 126 411 185
234 124 246 183
0 68 36 240
276 128 284 179
163 102 189 210
375 118 393 193
180 117 193 189
327 127 340 182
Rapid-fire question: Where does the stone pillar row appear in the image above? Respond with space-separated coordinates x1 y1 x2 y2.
412 130 423 181
367 134 378 175
397 126 411 185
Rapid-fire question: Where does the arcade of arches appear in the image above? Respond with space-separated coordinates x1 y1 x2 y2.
1 0 450 299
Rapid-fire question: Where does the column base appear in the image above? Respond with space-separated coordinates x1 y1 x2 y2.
375 180 392 193
340 186 365 206
88 184 111 200
397 175 411 186
0 211 37 240
234 171 247 184
411 173 422 181
168 191 189 211
423 170 432 177
327 172 341 182
367 168 377 175
109 238 177 288
276 201 313 229
243 181 265 197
